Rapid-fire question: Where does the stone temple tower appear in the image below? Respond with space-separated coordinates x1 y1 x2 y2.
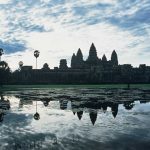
102 54 107 62
87 43 98 65
76 48 83 62
111 50 118 66
71 53 76 68
76 48 84 68
59 59 68 69
71 48 84 69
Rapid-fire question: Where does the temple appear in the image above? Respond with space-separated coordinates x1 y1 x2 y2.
70 43 118 70
11 43 150 84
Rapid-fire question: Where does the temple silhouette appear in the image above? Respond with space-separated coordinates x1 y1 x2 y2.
1 92 148 125
10 43 150 84
71 43 118 69
1 88 150 124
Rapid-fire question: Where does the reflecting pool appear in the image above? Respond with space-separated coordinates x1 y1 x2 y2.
0 88 150 150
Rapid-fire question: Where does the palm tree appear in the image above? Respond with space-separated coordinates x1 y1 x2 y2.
34 50 40 69
33 50 40 120
34 101 40 120
0 48 4 62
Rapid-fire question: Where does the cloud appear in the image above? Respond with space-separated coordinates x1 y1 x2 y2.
0 40 27 54
0 0 10 4
0 0 150 70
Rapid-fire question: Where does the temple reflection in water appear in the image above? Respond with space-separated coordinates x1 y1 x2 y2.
1 88 150 125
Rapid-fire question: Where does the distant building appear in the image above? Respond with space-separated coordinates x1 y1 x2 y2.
11 43 150 84
71 43 118 70
21 66 32 71
59 59 68 69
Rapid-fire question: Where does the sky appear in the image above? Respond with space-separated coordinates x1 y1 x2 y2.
0 0 150 70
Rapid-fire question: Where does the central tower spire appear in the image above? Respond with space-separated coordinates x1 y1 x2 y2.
111 50 118 66
87 43 98 65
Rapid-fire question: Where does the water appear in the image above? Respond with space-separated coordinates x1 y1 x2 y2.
0 88 150 150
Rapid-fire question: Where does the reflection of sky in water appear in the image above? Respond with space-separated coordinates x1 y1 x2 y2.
0 89 150 150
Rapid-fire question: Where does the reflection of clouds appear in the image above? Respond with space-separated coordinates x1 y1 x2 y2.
4 88 150 125
99 129 150 150
0 113 33 149
1 127 150 150
0 132 59 150
1 113 32 131
1 89 150 149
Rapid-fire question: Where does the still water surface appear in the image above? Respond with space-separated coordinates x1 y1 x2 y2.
0 88 150 150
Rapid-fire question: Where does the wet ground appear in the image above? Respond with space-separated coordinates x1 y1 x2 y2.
0 88 150 150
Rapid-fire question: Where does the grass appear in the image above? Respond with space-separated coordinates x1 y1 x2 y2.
0 84 150 91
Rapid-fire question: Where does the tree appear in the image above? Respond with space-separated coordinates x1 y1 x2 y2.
34 50 40 69
123 101 135 110
34 101 40 120
0 61 11 86
0 48 4 62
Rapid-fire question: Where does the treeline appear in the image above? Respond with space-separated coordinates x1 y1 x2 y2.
0 61 11 86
